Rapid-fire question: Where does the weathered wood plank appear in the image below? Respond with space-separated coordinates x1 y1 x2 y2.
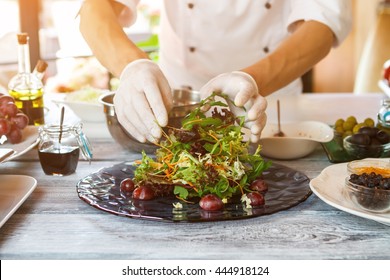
1 211 389 260
1 140 389 260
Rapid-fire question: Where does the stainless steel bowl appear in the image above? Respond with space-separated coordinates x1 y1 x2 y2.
99 89 200 153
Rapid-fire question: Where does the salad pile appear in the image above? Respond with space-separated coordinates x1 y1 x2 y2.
128 92 271 211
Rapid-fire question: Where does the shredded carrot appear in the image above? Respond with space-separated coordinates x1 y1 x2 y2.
161 153 173 162
205 162 225 171
175 196 195 204
150 162 163 169
207 131 222 155
355 167 390 178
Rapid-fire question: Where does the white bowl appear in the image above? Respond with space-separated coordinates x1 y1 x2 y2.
259 121 334 160
52 88 107 123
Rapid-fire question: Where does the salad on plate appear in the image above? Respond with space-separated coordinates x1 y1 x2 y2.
122 92 272 211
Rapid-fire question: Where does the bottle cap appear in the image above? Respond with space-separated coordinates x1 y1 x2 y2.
34 60 48 73
17 33 29 45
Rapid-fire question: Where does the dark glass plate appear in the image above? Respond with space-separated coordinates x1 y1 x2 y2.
77 162 312 223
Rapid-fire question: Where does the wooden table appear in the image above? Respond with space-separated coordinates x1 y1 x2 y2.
1 93 390 260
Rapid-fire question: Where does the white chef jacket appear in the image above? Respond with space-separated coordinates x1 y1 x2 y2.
115 0 352 96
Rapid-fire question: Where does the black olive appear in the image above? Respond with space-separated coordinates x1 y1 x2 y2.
370 137 382 146
376 130 390 144
358 126 379 137
349 133 371 146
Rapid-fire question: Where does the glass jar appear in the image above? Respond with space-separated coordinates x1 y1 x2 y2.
377 99 390 134
38 123 92 176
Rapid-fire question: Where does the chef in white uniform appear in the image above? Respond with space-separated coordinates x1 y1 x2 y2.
79 0 352 143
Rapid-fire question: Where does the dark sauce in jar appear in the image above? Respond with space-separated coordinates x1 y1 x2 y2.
38 146 80 176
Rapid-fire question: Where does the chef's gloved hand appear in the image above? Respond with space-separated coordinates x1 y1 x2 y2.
114 59 173 143
199 71 267 143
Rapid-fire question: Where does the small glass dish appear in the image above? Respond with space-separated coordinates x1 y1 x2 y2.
345 177 390 213
343 135 390 159
345 159 390 213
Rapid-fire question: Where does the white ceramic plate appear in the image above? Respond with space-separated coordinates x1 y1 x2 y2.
310 159 390 226
0 174 37 228
0 126 39 163
259 121 334 160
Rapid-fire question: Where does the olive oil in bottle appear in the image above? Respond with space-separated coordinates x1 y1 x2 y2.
8 33 45 126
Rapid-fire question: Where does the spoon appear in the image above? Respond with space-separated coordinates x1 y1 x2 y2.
58 106 65 144
0 148 15 163
274 99 285 137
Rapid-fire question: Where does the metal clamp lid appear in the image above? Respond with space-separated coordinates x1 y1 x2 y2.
74 123 93 162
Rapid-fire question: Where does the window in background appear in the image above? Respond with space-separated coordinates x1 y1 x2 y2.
0 0 162 92
0 0 19 63
39 0 162 92
40 0 162 60
0 0 19 91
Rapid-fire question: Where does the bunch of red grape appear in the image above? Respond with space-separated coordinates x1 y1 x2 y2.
0 93 29 144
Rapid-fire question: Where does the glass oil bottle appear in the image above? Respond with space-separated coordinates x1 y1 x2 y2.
8 33 45 125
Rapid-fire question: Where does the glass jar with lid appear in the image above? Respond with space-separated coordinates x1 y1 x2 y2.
38 123 92 176
377 99 390 134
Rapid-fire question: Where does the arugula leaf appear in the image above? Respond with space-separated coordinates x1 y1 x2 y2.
174 186 189 199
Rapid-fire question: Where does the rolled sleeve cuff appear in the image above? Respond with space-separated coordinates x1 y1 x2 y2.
113 0 140 26
287 0 352 47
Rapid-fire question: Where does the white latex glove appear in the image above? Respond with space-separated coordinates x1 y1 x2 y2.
199 71 267 143
114 59 173 143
